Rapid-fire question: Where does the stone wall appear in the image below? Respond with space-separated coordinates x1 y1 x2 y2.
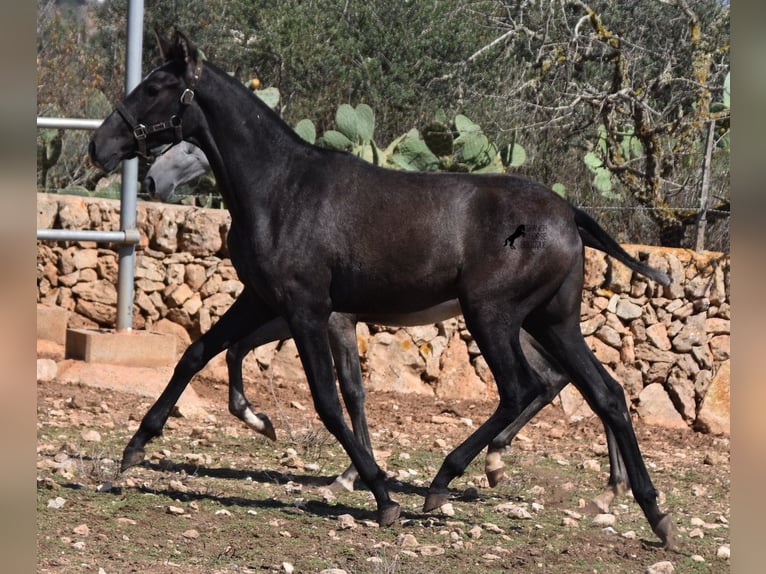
37 194 731 433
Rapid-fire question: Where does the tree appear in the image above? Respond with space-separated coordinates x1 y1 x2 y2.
37 0 729 249
440 0 730 247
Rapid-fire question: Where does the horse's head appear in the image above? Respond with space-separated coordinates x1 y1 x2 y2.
143 141 211 201
89 30 204 173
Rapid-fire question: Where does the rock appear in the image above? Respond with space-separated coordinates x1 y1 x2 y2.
581 314 606 336
182 529 200 539
694 360 730 435
558 384 595 421
152 211 179 253
586 336 621 367
595 325 622 348
645 322 672 350
615 299 643 320
717 545 730 559
583 248 607 288
494 503 532 519
80 429 102 442
37 358 58 382
47 496 66 509
337 514 357 530
439 503 455 516
72 279 117 305
435 333 487 399
607 256 634 293
591 513 616 527
397 533 419 547
671 313 707 352
58 198 89 229
646 560 675 574
636 384 687 429
709 334 730 361
665 368 696 421
419 545 446 556
179 211 223 256
365 331 430 395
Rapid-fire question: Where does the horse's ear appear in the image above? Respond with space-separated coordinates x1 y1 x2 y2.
174 30 199 66
155 27 173 61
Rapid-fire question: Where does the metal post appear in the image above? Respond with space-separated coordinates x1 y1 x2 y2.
116 0 144 331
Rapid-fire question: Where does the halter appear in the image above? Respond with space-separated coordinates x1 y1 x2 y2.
116 60 202 161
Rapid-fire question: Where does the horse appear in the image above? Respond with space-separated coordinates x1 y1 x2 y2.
143 140 653 494
143 140 209 201
89 30 676 547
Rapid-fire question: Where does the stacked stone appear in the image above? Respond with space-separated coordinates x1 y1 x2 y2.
37 195 730 432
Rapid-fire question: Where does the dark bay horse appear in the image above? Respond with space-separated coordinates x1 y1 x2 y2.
143 141 659 494
89 30 676 547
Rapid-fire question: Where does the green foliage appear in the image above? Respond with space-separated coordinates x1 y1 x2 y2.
293 119 317 144
711 71 730 150
253 87 280 110
37 0 728 248
335 103 375 145
388 129 440 172
583 125 644 199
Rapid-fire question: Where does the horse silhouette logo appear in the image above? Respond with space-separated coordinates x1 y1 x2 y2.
504 224 526 249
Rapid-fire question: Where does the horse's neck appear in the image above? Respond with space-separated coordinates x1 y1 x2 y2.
193 65 301 227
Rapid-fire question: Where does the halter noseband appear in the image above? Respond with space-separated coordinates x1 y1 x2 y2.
117 60 202 161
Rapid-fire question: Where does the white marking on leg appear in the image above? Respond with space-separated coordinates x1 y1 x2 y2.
243 408 266 434
333 469 357 492
485 450 504 473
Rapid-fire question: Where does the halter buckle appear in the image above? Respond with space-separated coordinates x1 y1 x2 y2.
180 89 195 105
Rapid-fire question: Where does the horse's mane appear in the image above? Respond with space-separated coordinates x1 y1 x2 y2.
202 60 311 148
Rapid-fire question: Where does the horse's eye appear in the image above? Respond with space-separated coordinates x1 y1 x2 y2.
145 84 160 97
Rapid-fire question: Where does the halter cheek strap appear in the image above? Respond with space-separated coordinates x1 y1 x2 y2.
117 58 201 160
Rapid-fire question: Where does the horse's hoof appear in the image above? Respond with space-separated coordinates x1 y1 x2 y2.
257 413 277 441
422 490 450 514
120 446 146 472
377 502 400 527
653 514 679 550
485 467 507 488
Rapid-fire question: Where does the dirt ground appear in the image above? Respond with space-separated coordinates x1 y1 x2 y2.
36 368 730 573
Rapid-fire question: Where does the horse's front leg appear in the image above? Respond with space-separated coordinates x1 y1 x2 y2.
121 291 275 471
288 309 399 526
327 313 373 492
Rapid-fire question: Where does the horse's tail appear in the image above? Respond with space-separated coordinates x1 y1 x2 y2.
574 206 671 286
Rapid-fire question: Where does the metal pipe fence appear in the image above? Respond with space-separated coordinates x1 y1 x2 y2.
36 0 145 332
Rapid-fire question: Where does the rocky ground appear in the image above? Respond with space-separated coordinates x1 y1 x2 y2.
36 364 730 574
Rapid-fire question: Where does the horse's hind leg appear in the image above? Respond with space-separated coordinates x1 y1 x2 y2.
525 293 676 548
483 329 567 486
121 291 274 471
484 330 629 496
424 303 543 513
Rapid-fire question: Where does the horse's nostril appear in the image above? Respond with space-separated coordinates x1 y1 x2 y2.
143 177 156 197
